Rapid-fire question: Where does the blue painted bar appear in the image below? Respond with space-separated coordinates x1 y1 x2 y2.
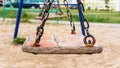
77 0 86 36
14 0 23 39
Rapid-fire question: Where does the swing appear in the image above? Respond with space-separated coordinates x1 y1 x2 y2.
36 0 65 19
22 0 102 54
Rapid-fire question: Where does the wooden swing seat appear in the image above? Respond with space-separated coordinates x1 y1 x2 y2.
22 34 103 54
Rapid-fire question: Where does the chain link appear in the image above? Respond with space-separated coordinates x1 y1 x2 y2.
35 0 54 46
77 0 96 47
83 19 96 47
63 0 76 34
82 19 89 35
77 0 85 12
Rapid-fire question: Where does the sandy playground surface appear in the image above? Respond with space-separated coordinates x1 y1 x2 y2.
0 20 120 68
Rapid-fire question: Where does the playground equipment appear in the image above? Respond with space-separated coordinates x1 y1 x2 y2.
3 0 41 20
36 0 65 21
14 0 102 54
38 0 63 16
3 0 62 21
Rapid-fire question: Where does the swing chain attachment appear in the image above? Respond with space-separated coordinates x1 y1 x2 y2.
83 19 96 47
35 26 44 46
34 0 54 46
77 0 96 47
63 0 76 34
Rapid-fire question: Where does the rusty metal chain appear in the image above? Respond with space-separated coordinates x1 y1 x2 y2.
82 19 96 47
35 0 54 46
63 0 76 34
77 0 96 47
38 6 44 17
38 0 47 17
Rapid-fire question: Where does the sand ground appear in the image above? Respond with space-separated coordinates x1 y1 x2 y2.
0 21 120 68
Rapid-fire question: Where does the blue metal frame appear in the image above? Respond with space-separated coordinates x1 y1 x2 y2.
14 0 23 39
77 0 86 36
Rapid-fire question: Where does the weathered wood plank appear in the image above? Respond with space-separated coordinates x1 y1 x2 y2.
22 45 102 54
22 34 103 54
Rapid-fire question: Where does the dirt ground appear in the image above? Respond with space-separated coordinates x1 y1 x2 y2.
0 21 120 68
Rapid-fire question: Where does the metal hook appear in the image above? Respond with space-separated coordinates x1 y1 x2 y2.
83 34 96 47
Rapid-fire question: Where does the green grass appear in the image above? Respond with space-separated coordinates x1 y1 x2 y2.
0 8 120 23
59 9 120 23
84 11 120 23
0 8 37 20
13 38 26 45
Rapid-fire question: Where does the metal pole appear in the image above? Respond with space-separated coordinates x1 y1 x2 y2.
10 0 12 10
77 0 86 36
13 0 23 39
3 0 6 20
56 3 59 24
